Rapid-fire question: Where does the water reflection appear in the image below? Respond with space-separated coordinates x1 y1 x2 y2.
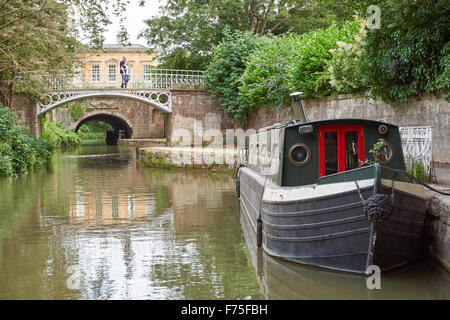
239 202 450 300
1 144 449 300
0 146 261 300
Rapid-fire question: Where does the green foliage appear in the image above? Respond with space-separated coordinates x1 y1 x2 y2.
240 34 298 110
435 42 450 101
41 116 81 150
358 138 389 166
210 1 448 123
146 153 177 169
406 158 428 182
369 138 388 163
361 0 449 102
140 0 370 69
286 21 361 99
0 0 136 101
0 106 51 176
0 0 80 99
327 21 369 95
240 21 361 110
78 121 112 134
66 102 86 121
205 29 258 125
78 131 106 140
77 121 112 144
157 48 210 71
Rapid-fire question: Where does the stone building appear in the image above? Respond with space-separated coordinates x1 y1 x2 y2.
77 36 158 87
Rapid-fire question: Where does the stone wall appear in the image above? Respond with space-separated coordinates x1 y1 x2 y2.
9 95 40 137
168 89 237 146
426 192 450 272
248 91 450 165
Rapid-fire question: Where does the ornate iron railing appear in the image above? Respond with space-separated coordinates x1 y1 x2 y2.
21 69 206 91
37 89 172 115
399 126 435 181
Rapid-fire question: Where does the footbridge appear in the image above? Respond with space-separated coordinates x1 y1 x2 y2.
34 69 205 115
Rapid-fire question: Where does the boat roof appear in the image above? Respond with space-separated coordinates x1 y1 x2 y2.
260 118 398 131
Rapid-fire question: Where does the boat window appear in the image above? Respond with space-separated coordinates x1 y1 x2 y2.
324 131 338 175
288 143 311 167
345 131 359 170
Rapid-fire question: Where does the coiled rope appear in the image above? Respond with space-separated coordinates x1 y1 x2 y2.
355 179 395 222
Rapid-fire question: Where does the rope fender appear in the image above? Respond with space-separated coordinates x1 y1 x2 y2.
355 180 394 223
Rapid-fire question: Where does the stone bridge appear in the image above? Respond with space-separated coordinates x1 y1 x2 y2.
10 69 236 145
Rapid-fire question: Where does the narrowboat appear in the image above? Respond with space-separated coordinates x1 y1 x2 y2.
236 112 428 274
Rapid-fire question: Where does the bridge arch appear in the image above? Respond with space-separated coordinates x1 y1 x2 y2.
71 110 134 139
37 89 172 115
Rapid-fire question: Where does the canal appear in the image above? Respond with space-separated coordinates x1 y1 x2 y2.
0 145 449 299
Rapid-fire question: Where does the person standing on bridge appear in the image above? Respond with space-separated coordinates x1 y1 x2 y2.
120 56 128 88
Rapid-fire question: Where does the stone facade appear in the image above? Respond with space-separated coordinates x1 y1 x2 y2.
167 89 237 146
247 91 450 165
78 43 157 86
49 97 165 139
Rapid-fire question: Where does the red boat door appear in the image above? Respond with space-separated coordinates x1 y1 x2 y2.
319 125 365 177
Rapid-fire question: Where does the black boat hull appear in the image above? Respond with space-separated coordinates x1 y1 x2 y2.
238 165 427 274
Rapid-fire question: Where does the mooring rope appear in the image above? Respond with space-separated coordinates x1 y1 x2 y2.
355 168 450 222
393 169 450 196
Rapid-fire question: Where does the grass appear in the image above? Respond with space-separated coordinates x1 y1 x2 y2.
406 158 429 182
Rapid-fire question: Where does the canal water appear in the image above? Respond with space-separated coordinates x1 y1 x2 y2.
0 145 449 299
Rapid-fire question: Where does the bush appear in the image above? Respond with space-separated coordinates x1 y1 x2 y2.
41 116 81 149
406 158 428 182
205 29 258 125
361 0 449 102
240 21 361 110
0 106 51 176
286 21 361 99
327 21 369 95
240 34 300 111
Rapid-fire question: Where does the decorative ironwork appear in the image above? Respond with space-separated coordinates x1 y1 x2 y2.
37 89 172 115
399 126 435 181
27 69 205 91
32 69 205 115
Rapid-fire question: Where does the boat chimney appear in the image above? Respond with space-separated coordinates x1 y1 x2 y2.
290 92 307 122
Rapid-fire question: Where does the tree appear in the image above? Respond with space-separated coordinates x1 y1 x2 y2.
0 0 80 104
140 0 369 69
205 29 257 124
66 0 134 49
0 0 135 104
362 0 450 102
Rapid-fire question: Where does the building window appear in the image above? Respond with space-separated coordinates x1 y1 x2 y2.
128 65 133 81
91 65 100 82
108 65 116 81
144 64 152 80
